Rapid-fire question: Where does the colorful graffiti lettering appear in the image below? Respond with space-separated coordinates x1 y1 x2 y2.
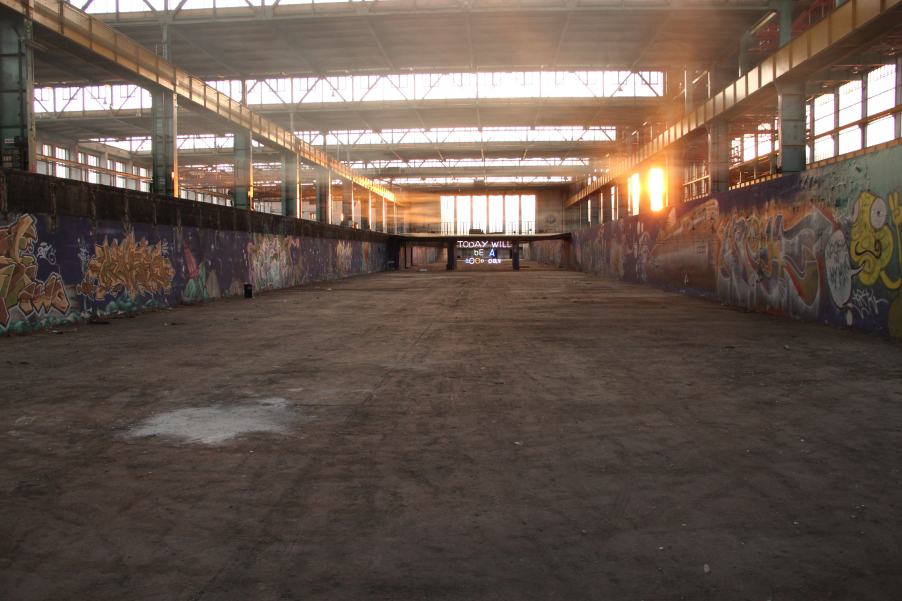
714 201 836 315
76 231 175 299
336 241 353 275
248 233 300 291
849 191 902 289
0 214 71 328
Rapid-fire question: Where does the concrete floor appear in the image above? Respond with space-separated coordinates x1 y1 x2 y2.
2 263 902 600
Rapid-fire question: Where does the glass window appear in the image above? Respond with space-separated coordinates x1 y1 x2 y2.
520 195 536 234
471 196 487 231
504 195 519 233
456 196 471 235
488 196 504 233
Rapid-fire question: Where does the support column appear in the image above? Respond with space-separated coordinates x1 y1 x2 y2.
381 196 386 233
446 241 457 270
590 193 600 226
862 73 870 150
894 57 901 140
0 15 36 172
315 168 329 223
833 90 841 157
739 32 751 77
707 123 730 194
233 128 253 210
602 186 614 223
776 82 807 174
617 183 629 219
364 189 372 230
280 152 298 218
342 180 353 225
234 80 252 210
512 241 520 270
807 97 816 164
666 146 683 206
778 0 796 48
684 70 694 115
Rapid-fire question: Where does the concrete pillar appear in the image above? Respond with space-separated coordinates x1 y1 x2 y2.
776 82 806 174
778 0 796 48
315 169 329 223
601 186 614 223
381 196 386 233
590 193 600 226
707 123 730 194
617 183 629 218
234 80 252 210
806 97 816 164
280 152 298 218
666 147 683 206
512 241 520 270
894 57 901 140
861 73 869 150
392 202 397 234
233 129 253 210
834 90 841 154
446 241 457 270
0 14 36 172
684 70 694 115
739 32 751 77
342 180 353 225
364 189 372 230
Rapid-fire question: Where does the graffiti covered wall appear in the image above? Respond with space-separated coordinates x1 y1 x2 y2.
543 143 902 338
1 170 392 335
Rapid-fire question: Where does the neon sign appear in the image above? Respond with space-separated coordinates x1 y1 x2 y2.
460 240 511 265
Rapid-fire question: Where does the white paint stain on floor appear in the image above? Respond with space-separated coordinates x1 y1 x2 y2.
127 398 293 444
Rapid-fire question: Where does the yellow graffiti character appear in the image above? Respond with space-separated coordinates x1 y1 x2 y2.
850 191 900 289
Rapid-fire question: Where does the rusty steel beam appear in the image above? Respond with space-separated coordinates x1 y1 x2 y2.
565 0 902 208
1 0 396 201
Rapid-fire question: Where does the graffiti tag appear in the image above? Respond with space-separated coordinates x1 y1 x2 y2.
825 230 854 307
850 288 890 319
0 214 71 328
36 242 57 265
76 231 174 299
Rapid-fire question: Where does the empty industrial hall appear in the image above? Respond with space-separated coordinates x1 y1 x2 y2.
3 0 902 599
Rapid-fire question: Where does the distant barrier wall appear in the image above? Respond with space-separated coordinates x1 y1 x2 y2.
532 143 902 338
1 170 397 335
522 239 571 268
411 245 446 266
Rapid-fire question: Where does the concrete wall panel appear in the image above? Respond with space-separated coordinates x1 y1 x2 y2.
0 170 401 335
534 143 902 338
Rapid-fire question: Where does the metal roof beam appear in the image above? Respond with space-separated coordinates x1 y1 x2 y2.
94 0 775 29
565 0 902 208
3 0 395 199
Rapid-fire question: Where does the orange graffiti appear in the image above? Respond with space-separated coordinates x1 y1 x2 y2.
77 231 174 299
0 214 70 328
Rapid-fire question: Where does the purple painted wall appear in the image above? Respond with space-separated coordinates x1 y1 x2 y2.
531 143 902 338
1 170 393 335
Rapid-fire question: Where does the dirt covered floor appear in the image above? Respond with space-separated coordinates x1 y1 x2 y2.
2 263 902 600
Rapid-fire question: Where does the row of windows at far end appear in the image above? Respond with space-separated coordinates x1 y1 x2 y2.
440 195 537 234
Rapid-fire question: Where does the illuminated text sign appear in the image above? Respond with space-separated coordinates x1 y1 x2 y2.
459 240 511 264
